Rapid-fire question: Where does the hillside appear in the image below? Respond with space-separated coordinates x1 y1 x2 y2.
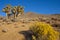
0 12 60 40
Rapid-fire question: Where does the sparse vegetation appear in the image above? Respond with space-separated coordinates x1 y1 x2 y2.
30 21 59 40
0 4 60 40
3 4 24 19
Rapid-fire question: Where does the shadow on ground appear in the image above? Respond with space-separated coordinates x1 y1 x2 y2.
19 30 33 40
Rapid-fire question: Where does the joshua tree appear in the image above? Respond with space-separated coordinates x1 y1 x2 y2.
17 6 24 17
3 5 24 19
11 6 17 19
3 4 11 19
20 6 24 15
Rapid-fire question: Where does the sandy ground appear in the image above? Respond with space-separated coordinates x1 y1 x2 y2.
0 13 60 40
0 21 32 40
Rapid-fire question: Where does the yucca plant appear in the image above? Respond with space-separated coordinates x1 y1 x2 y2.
2 4 11 19
30 21 59 40
20 6 24 15
11 6 17 18
17 6 24 17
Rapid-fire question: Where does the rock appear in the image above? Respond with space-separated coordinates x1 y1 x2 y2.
21 24 25 27
14 26 18 28
52 23 60 28
51 17 57 21
2 29 8 33
11 19 17 22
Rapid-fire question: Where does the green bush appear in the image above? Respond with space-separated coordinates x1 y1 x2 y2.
30 21 59 40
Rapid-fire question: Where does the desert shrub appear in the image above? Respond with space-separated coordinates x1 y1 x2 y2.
30 21 59 40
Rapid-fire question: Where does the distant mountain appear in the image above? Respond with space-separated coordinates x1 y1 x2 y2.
50 14 60 16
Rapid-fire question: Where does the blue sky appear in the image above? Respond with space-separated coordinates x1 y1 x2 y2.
0 0 60 16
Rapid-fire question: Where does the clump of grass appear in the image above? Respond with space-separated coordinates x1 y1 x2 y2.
30 21 59 40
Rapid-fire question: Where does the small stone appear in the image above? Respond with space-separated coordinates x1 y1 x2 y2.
7 22 12 24
2 29 7 33
21 25 25 27
15 26 18 28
